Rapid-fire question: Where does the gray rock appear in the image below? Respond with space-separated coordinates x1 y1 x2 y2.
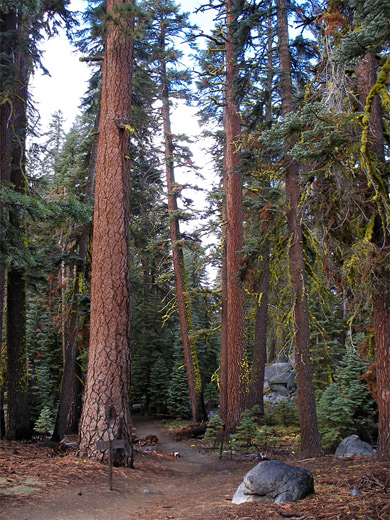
268 383 290 396
264 362 292 383
335 435 374 458
269 372 297 393
232 460 314 505
233 481 274 505
264 359 296 398
351 488 362 496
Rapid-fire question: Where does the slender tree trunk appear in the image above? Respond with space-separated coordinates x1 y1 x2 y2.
59 238 67 364
78 0 135 466
268 336 276 363
65 357 83 434
159 25 207 424
224 0 246 432
338 291 348 355
276 0 323 457
356 52 390 461
247 21 273 412
6 22 31 440
373 284 390 460
52 114 99 441
247 249 270 412
219 103 229 423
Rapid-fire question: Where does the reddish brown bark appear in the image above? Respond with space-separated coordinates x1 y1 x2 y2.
224 0 246 432
247 22 273 412
276 0 323 457
356 53 390 461
78 0 135 466
219 101 229 423
373 284 390 460
159 24 206 424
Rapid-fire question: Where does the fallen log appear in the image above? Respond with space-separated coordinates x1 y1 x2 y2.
174 422 207 441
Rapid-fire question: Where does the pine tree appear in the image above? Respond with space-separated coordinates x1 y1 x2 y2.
0 7 16 440
275 0 323 457
139 0 207 423
0 0 76 441
149 354 170 414
318 349 377 449
167 344 191 418
78 0 135 466
223 0 247 432
305 0 390 460
203 413 223 445
6 8 33 440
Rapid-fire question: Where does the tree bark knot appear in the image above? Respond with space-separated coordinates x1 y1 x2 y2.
115 117 131 131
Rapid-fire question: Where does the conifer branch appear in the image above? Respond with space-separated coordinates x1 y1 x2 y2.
79 56 103 62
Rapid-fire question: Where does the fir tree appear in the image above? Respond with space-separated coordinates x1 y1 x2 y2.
149 354 171 414
167 345 191 419
317 349 377 450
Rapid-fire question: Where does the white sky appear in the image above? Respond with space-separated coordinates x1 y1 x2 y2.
31 0 216 132
30 32 89 132
30 0 219 274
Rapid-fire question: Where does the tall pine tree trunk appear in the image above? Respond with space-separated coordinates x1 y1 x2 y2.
356 52 390 461
160 25 207 424
78 0 135 466
224 0 246 432
6 21 31 440
0 9 16 439
247 20 273 412
276 0 323 457
219 102 229 423
52 113 99 441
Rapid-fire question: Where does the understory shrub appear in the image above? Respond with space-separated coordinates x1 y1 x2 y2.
34 406 55 435
317 349 377 450
263 399 299 427
230 405 276 452
203 413 224 444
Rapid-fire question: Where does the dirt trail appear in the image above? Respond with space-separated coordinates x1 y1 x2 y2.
0 418 251 520
2 421 389 520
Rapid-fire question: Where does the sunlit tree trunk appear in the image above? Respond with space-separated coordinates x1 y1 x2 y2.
224 0 246 432
78 0 135 466
276 0 323 457
219 102 229 423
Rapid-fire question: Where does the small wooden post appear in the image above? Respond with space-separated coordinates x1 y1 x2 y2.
96 439 125 490
215 427 230 460
108 440 112 490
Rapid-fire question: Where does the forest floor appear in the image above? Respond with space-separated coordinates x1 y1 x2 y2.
0 417 389 520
